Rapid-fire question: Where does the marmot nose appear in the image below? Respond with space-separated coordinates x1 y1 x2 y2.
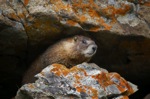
92 45 97 52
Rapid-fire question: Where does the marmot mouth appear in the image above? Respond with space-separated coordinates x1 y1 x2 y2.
87 52 96 56
87 53 93 55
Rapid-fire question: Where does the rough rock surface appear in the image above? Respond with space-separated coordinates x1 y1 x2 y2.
15 63 138 99
1 0 150 38
0 0 150 98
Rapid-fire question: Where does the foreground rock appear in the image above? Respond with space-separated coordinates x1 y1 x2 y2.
15 63 138 99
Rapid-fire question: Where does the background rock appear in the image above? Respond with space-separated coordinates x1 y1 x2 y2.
0 0 150 99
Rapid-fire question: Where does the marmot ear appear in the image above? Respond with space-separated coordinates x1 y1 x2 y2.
74 36 78 42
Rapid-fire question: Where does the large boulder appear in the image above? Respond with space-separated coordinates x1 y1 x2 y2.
15 63 138 99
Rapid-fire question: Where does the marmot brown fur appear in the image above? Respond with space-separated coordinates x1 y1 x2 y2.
22 35 97 84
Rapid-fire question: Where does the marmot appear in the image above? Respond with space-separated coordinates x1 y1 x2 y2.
22 35 97 84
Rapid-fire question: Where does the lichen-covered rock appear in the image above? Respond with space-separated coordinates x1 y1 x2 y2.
1 0 150 41
0 0 149 98
15 63 138 99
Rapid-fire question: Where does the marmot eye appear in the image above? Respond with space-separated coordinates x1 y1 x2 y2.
82 40 87 44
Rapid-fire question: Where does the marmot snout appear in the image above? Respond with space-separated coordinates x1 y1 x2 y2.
22 35 97 84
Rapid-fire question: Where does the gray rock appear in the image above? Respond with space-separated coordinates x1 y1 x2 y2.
15 63 138 99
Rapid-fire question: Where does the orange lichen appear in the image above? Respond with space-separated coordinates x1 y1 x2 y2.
8 13 20 22
116 5 131 15
89 87 98 99
62 70 70 76
74 74 81 80
102 4 131 17
72 0 132 30
92 72 112 87
76 86 82 92
51 64 87 77
17 12 26 20
67 20 77 26
49 64 99 98
79 15 87 22
45 63 136 98
116 82 128 93
25 16 61 39
144 2 150 6
51 67 61 76
70 66 87 76
75 85 98 98
85 86 98 99
101 22 112 30
24 0 29 6
90 27 100 32
92 71 135 95
51 64 69 76
72 0 90 10
76 86 86 93
50 0 133 31
108 73 134 94
51 0 72 13
88 9 99 18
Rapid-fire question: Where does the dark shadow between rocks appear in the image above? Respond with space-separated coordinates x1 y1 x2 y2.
0 28 150 98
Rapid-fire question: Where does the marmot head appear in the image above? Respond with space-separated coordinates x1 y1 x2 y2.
62 35 97 65
72 35 97 58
